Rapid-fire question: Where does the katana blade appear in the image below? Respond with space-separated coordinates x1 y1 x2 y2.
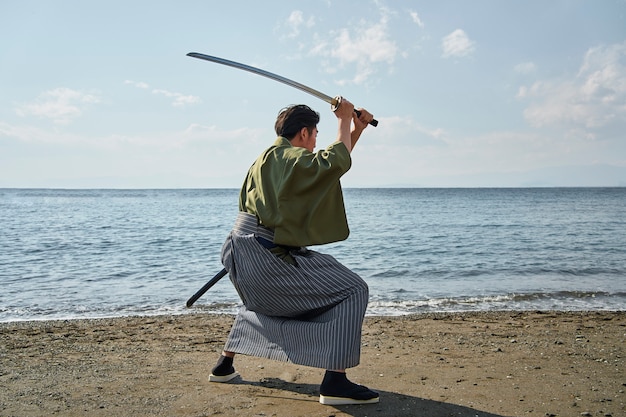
187 52 378 127
186 52 335 105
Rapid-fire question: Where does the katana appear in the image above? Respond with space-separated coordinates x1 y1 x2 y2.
187 52 378 127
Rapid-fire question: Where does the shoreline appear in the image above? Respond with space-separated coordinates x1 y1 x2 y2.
2 310 624 416
3 306 624 325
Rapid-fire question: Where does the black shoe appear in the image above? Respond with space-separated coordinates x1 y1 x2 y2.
319 371 379 405
208 355 239 383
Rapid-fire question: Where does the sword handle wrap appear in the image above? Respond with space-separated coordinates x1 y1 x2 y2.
332 96 379 127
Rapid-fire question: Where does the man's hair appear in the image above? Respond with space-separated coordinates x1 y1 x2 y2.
274 104 320 139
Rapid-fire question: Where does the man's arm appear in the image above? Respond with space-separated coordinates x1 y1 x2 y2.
334 98 355 153
350 108 374 150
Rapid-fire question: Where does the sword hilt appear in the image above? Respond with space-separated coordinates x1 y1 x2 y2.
331 96 379 127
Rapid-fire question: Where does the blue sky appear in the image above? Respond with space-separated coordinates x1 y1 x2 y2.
1 0 625 188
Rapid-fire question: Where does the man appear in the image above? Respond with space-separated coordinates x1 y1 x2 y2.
210 97 378 405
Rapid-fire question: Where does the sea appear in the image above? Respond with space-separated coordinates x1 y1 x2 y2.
1 187 625 322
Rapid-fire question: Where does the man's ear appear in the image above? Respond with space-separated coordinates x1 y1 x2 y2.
300 126 309 139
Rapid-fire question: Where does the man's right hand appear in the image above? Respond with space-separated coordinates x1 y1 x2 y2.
333 97 355 120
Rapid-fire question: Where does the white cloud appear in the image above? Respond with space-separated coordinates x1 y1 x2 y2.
441 29 475 58
15 88 100 125
409 10 424 28
0 122 57 143
0 121 109 146
310 12 398 85
518 42 626 134
285 10 315 38
152 89 201 107
579 42 626 99
126 80 201 107
514 62 537 74
124 80 149 89
367 115 446 145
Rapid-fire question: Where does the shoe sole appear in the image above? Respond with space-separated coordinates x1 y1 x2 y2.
208 372 239 383
319 395 380 405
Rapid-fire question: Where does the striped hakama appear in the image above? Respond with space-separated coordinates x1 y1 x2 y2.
220 212 369 370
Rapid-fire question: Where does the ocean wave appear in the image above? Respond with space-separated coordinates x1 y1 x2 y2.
3 290 623 323
366 290 626 316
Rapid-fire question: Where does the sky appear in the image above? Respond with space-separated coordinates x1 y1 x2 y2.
1 0 626 188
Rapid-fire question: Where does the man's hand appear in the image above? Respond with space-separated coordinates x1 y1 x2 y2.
333 97 355 121
353 108 373 132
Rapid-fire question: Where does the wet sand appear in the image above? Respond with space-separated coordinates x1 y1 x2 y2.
1 311 624 416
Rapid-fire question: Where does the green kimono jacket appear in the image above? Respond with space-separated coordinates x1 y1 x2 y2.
239 136 352 247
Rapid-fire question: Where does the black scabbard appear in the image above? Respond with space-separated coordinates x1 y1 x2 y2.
186 268 228 308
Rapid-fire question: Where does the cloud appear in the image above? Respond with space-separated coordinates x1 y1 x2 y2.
514 62 537 74
15 88 100 125
125 80 201 107
151 89 201 107
284 10 315 38
0 121 100 146
441 29 475 58
409 10 424 28
309 11 398 85
518 42 626 135
366 115 446 146
124 80 149 89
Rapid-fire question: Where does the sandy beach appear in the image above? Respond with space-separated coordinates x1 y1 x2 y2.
1 311 624 416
